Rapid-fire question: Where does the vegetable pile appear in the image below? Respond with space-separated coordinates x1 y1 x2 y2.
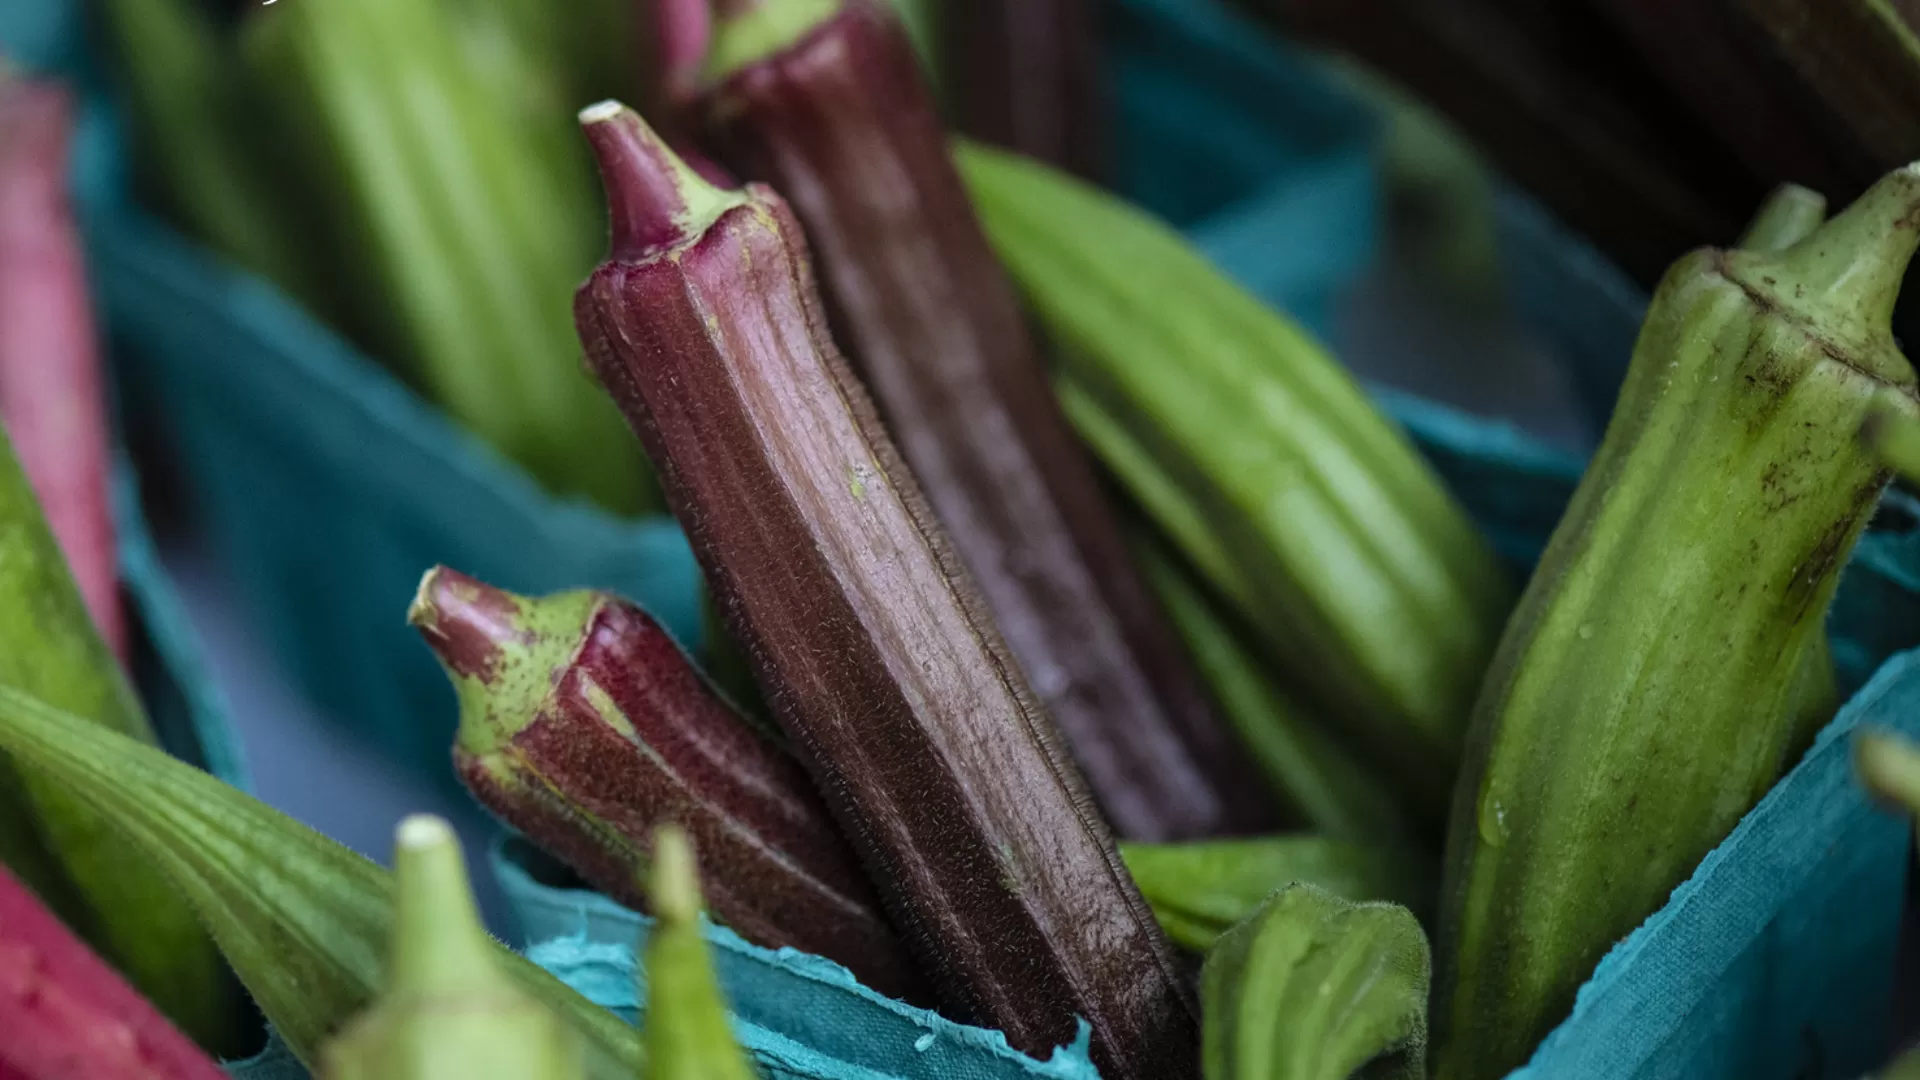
5 0 1920 1078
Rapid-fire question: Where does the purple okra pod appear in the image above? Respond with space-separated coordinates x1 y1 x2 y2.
694 0 1272 843
409 566 922 1001
570 101 1199 1080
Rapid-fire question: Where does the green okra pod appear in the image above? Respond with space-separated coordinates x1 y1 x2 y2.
0 425 238 1054
1434 166 1920 1080
239 0 654 513
1121 837 1437 953
960 141 1512 821
322 816 582 1080
640 827 758 1080
0 686 644 1076
1136 539 1413 844
1202 885 1430 1080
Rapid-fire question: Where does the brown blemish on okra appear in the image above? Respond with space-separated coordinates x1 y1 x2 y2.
571 102 1197 1079
410 567 923 1001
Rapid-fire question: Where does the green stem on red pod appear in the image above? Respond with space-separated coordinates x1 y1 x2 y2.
958 140 1514 825
1120 837 1438 954
0 685 646 1077
1434 166 1920 1080
1135 537 1416 844
0 74 124 660
237 0 656 514
320 816 582 1080
0 863 228 1080
571 102 1197 1079
939 0 1102 178
695 0 1272 843
0 424 240 1055
408 567 922 1001
1202 885 1430 1080
639 827 758 1080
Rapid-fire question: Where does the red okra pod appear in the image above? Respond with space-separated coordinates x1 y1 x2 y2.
0 76 123 659
571 102 1198 1080
0 864 226 1080
410 567 920 1001
694 0 1270 842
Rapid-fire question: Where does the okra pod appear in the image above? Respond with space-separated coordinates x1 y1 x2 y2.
0 425 238 1054
1433 166 1920 1080
0 76 123 658
0 864 227 1080
410 567 919 1000
1202 885 1430 1080
321 816 583 1080
960 141 1513 819
571 103 1196 1078
1137 539 1413 843
640 827 758 1080
1121 837 1437 953
941 0 1103 178
0 686 645 1077
696 0 1272 842
240 0 654 513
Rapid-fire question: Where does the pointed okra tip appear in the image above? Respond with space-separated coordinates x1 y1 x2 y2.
388 815 501 996
579 100 748 261
701 0 843 86
322 815 585 1077
641 826 757 1080
1733 162 1920 387
408 566 599 759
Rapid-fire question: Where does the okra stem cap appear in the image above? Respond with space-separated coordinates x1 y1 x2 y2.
1729 163 1920 388
701 0 843 86
578 101 747 260
408 567 597 759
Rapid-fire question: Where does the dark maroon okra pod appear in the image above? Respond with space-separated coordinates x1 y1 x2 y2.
571 102 1198 1080
694 0 1270 843
940 0 1105 178
409 566 921 1001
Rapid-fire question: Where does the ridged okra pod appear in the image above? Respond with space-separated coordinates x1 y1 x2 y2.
240 0 652 513
941 0 1104 178
0 425 238 1053
960 142 1512 818
409 567 919 999
1433 167 1920 1080
1202 885 1430 1080
1122 837 1436 953
322 816 582 1080
571 103 1196 1079
694 0 1269 842
0 686 645 1076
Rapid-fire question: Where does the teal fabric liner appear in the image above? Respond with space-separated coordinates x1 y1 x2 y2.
499 841 1101 1080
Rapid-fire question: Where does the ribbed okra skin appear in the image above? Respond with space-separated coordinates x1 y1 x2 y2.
572 103 1197 1080
411 568 919 1000
1433 167 1920 1080
694 0 1271 842
961 142 1512 821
